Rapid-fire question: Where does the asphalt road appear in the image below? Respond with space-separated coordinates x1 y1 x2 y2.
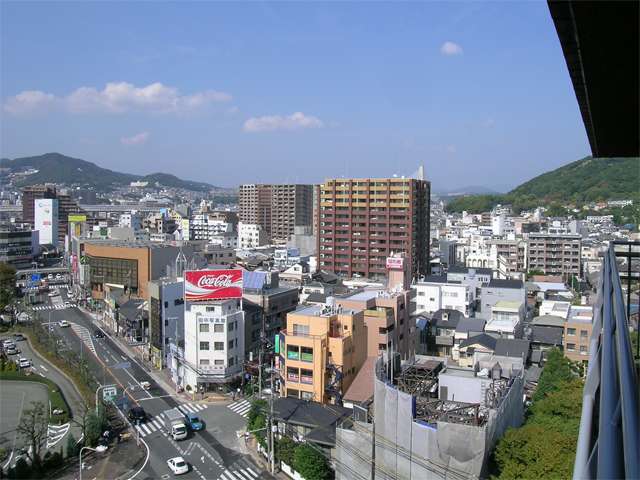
32 289 267 480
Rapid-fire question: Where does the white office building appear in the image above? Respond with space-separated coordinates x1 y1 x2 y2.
412 276 471 317
182 298 245 391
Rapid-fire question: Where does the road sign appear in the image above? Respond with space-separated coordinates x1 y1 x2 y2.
103 386 118 402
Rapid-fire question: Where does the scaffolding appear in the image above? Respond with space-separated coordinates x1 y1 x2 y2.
415 399 482 426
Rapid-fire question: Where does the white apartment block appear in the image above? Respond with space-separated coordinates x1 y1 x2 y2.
191 213 234 241
412 279 471 317
486 300 524 338
183 299 245 390
238 222 268 249
119 212 142 230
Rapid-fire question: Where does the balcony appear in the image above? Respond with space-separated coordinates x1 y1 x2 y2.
573 241 639 479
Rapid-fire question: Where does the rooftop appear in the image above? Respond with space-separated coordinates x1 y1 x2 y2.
487 279 524 289
493 300 523 312
531 315 566 328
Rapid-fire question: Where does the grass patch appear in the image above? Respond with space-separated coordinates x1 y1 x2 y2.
0 370 71 424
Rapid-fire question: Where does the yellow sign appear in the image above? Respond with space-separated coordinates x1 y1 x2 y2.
68 214 87 222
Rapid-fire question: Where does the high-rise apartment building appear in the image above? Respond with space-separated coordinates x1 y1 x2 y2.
21 185 83 245
317 177 430 280
527 233 582 278
21 185 56 225
239 184 314 244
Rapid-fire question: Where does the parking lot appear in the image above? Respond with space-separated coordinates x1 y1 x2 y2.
0 380 49 468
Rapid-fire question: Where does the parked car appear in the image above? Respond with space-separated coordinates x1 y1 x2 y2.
58 320 70 328
167 457 189 475
17 358 31 369
128 406 147 425
5 345 19 355
12 334 26 342
94 330 105 338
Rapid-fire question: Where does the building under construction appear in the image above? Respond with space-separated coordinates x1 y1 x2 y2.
334 354 524 479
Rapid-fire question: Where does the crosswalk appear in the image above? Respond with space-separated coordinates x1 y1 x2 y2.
227 399 252 418
32 303 77 311
70 323 96 355
217 459 261 480
47 422 70 448
134 403 208 438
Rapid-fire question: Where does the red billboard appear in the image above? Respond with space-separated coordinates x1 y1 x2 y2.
386 257 404 270
184 269 243 301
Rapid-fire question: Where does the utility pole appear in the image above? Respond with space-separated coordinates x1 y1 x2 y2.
269 357 275 474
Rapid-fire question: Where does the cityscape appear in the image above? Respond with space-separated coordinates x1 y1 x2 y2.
1 2 639 480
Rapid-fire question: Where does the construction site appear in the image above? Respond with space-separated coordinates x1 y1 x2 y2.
334 354 524 479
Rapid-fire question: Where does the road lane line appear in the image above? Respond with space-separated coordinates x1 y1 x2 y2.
40 365 48 372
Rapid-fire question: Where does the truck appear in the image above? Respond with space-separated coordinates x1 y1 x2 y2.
163 408 188 440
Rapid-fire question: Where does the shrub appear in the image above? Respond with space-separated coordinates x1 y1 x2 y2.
293 444 330 480
276 436 296 466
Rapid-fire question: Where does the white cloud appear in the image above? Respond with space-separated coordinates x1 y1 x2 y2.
243 112 324 133
440 41 463 56
121 131 150 146
3 82 231 115
3 90 57 115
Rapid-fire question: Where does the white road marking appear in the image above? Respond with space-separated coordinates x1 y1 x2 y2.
39 365 48 372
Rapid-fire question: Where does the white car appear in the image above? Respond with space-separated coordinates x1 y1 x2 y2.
55 273 62 279
18 358 31 368
58 320 70 328
167 457 189 475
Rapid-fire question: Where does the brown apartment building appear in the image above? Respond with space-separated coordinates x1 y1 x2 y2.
527 233 582 279
239 184 314 243
317 177 430 280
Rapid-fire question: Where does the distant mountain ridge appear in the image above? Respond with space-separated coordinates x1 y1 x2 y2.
446 156 640 213
0 153 220 192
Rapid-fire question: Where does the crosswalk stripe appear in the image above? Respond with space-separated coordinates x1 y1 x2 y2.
221 471 237 480
193 403 206 411
151 419 162 429
135 425 143 435
244 466 257 477
228 401 250 412
183 404 197 413
236 469 254 480
176 405 188 415
142 423 153 435
236 404 252 414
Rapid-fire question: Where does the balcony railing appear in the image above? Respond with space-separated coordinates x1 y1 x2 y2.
573 241 639 480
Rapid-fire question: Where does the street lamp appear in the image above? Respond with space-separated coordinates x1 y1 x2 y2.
79 445 107 480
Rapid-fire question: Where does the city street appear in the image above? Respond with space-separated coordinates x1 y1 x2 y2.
32 290 268 480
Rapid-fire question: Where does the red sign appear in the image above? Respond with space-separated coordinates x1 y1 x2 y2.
386 257 404 269
184 269 243 301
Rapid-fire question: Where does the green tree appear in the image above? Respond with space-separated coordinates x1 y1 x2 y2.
66 432 79 459
533 348 575 402
0 262 16 313
293 444 330 480
85 410 104 447
276 436 297 466
526 269 545 279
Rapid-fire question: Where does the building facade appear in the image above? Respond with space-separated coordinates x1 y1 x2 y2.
317 177 430 280
278 303 366 404
527 233 582 278
0 224 39 268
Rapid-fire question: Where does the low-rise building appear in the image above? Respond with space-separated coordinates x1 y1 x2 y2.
564 306 593 363
412 275 471 317
278 302 366 404
486 300 524 339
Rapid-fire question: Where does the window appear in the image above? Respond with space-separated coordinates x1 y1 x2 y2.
199 324 209 333
164 301 169 308
567 343 576 351
199 342 209 350
174 299 184 306
292 324 309 336
418 291 425 296
199 359 210 365
229 322 234 332
214 342 224 351
379 343 387 351
567 328 576 335
228 340 234 349
343 324 348 330
206 306 216 312
301 347 313 362
379 327 387 334
164 319 168 326
580 330 588 338
214 359 224 365
214 324 224 333
229 357 235 366
580 345 587 353
301 391 313 400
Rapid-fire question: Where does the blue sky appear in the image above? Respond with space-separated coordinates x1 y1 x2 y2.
1 1 589 190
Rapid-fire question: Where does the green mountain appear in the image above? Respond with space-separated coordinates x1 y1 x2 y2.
0 153 218 192
446 156 640 214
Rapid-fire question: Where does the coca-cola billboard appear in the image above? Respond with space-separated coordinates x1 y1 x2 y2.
184 269 243 301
